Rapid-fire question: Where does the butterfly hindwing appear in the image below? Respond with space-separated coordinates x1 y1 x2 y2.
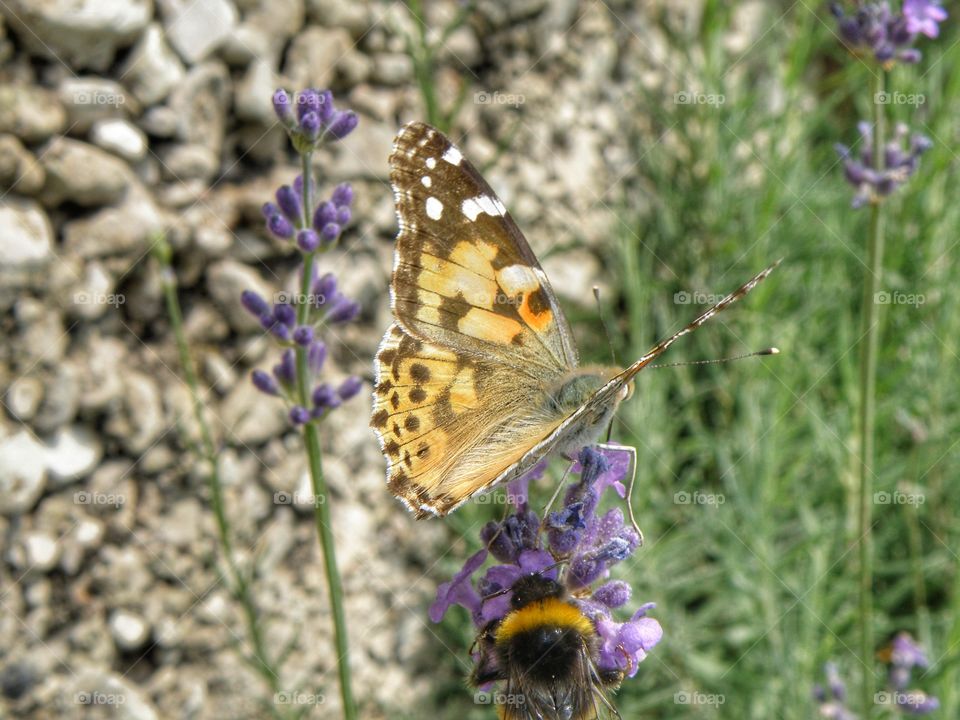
389 122 578 374
372 323 567 517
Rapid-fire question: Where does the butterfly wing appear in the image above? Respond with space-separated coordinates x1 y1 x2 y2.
373 123 583 516
389 121 578 373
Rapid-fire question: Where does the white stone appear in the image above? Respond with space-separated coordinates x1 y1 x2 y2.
110 610 151 651
161 0 239 64
21 531 60 572
90 119 147 162
0 197 53 269
6 376 44 420
0 431 47 515
121 23 185 105
43 425 103 486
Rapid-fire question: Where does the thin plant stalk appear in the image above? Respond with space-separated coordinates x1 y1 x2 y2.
858 68 885 719
294 152 357 720
154 238 286 718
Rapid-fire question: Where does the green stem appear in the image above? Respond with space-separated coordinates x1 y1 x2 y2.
858 69 885 719
295 153 356 720
154 238 285 717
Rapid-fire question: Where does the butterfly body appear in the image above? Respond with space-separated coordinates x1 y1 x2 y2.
373 121 778 517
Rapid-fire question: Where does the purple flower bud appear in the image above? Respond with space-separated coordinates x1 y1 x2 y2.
274 348 296 385
289 405 310 425
316 89 335 125
270 322 290 341
331 183 354 207
326 110 358 140
326 297 360 324
293 173 314 199
314 273 338 302
307 340 327 374
293 325 314 346
267 213 295 239
297 89 320 123
312 383 341 409
300 111 321 141
241 290 270 317
480 521 517 563
321 222 341 242
313 201 337 231
911 134 933 154
297 229 320 252
337 376 363 401
593 580 631 608
272 89 295 127
898 48 922 63
252 369 279 395
273 303 296 327
262 201 281 219
335 206 351 225
275 185 301 223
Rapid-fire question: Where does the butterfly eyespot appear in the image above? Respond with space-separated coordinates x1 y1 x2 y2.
404 415 421 432
409 387 427 403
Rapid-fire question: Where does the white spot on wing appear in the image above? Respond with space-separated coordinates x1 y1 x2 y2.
425 157 437 169
421 176 432 188
426 196 443 220
461 194 506 222
442 146 462 165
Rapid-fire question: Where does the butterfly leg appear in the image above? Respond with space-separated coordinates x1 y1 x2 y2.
594 443 643 547
538 458 577 533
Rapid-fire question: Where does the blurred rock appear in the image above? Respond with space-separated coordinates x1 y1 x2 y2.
284 26 352 91
62 180 164 258
15 298 68 369
43 424 103 486
121 23 185 105
58 77 133 133
139 106 179 138
372 53 414 85
169 61 231 155
159 143 219 182
0 198 53 292
323 117 393 180
68 670 159 720
0 84 66 143
32 362 80 432
105 372 165 455
5 376 43 421
110 610 152 652
220 380 287 445
39 138 132 208
15 530 61 573
160 0 238 64
0 0 151 71
206 259 273 332
234 59 277 125
0 431 47 516
90 119 148 162
0 135 44 195
66 261 119 321
305 0 371 35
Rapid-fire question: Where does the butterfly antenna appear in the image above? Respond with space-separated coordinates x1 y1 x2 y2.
593 286 619 367
649 347 780 369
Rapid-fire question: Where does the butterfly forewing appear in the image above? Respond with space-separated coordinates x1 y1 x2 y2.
389 121 578 373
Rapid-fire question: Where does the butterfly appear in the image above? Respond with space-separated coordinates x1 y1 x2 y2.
372 122 778 518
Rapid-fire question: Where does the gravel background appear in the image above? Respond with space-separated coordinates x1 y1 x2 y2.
0 1 767 717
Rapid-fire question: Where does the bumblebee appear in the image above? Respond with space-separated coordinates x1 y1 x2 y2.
472 574 623 719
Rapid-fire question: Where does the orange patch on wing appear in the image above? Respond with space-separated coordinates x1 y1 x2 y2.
518 296 553 332
416 254 498 308
457 308 523 345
